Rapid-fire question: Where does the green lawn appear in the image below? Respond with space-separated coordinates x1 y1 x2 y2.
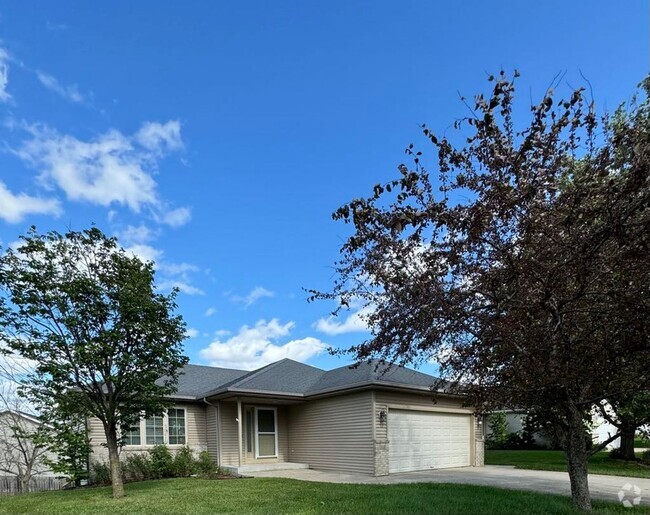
486 450 650 478
0 477 635 514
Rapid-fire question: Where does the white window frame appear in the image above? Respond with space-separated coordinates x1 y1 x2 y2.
123 407 188 448
254 407 278 459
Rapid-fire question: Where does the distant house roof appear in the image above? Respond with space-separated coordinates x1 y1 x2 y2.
172 358 450 400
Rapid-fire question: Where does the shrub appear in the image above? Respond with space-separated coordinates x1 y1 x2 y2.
91 462 111 485
149 444 174 479
640 449 650 464
123 453 153 482
172 446 196 477
609 447 624 460
196 450 217 476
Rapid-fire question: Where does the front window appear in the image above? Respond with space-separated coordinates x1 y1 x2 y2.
146 415 164 445
123 408 188 447
255 408 277 458
168 408 186 445
124 426 141 446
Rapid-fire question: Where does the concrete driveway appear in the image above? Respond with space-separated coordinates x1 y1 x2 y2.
251 465 650 506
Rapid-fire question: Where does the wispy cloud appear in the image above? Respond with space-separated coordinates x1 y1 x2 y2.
231 286 274 307
0 181 61 223
15 120 183 214
36 71 85 104
199 319 326 370
205 307 217 317
314 305 372 336
161 206 191 227
0 48 11 103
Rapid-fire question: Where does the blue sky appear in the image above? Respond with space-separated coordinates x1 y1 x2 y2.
0 2 647 374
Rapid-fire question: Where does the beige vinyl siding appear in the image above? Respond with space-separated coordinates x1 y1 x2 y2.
184 403 207 450
205 404 219 463
287 391 374 474
87 402 208 465
219 402 240 466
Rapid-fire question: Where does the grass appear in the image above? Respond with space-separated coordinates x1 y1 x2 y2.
486 450 650 478
0 477 636 514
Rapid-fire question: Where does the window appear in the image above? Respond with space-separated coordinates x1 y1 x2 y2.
168 408 186 445
255 408 277 458
123 408 187 447
124 426 141 446
146 415 164 445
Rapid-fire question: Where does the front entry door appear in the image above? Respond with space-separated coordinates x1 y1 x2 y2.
244 406 255 462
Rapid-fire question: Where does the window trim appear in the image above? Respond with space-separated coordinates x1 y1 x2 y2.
123 407 188 448
254 406 278 459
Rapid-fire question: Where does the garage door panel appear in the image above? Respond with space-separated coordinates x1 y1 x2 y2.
388 409 471 473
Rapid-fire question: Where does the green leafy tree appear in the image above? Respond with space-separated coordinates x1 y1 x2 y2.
36 402 92 486
314 73 650 511
0 227 188 498
486 412 508 449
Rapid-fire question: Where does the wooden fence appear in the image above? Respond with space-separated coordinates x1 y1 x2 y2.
0 476 69 496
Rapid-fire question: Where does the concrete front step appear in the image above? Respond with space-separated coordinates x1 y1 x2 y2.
222 462 309 474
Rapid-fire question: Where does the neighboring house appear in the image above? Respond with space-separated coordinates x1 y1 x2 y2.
0 410 55 479
87 359 484 476
486 410 622 450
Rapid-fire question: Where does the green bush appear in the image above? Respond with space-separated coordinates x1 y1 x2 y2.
196 450 217 476
123 453 153 482
149 444 174 479
172 446 196 477
91 462 111 485
640 449 650 464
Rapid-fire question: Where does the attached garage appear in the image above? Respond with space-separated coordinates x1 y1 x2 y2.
388 409 472 473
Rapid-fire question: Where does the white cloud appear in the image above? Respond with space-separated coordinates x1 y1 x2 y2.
158 280 205 296
0 181 62 223
314 306 372 336
199 319 327 370
205 307 217 317
36 71 84 103
135 121 183 154
231 286 274 307
121 241 203 296
185 328 199 339
0 48 11 103
161 206 191 227
15 121 182 213
124 243 163 264
117 224 156 247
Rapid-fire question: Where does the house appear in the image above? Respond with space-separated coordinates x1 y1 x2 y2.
485 410 624 450
87 359 484 476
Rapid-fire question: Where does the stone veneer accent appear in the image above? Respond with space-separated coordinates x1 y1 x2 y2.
374 439 390 476
474 415 485 466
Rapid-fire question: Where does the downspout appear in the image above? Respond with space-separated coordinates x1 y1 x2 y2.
203 398 220 467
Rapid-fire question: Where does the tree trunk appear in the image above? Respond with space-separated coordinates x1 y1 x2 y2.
105 426 125 499
618 425 637 461
565 406 592 511
19 474 30 494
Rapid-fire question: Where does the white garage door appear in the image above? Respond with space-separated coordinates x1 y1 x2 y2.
388 409 471 473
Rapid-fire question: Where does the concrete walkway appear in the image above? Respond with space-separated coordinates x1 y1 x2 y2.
251 465 650 506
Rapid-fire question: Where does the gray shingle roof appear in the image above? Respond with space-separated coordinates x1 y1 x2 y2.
174 364 248 397
173 359 446 399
